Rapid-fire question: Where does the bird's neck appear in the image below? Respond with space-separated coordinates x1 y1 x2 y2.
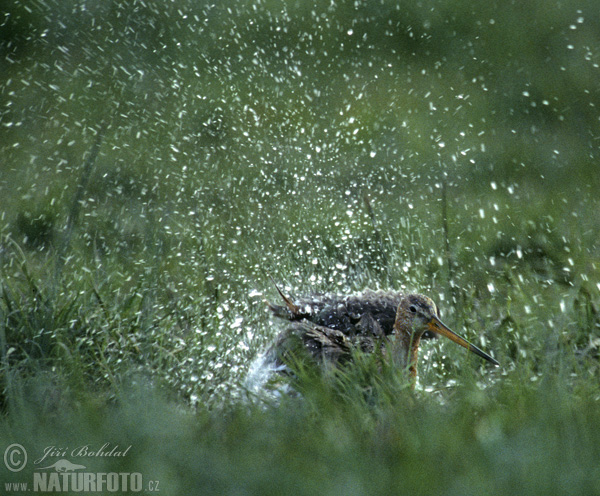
394 328 422 380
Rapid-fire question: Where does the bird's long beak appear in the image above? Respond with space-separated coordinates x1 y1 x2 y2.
427 316 500 366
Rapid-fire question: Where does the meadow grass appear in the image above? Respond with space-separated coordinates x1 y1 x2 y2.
2 336 600 495
2 1 600 494
1 203 599 494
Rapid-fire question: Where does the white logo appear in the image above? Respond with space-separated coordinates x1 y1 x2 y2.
4 444 28 472
35 458 86 472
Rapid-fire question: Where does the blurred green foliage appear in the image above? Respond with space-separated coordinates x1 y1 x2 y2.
1 0 599 494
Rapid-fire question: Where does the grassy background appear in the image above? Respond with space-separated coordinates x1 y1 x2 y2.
1 0 600 494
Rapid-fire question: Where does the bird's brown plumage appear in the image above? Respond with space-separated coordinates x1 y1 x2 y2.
268 288 437 339
266 284 499 384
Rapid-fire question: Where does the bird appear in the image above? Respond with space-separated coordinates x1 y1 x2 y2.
265 283 499 383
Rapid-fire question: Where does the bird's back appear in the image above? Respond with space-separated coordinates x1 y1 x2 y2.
269 289 404 338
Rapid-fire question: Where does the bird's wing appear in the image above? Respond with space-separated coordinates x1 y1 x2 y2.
268 287 436 338
267 320 354 366
269 289 400 328
302 322 353 362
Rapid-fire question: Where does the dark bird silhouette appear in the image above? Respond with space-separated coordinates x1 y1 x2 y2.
266 283 499 383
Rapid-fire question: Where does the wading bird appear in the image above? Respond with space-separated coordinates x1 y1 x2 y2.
266 284 499 382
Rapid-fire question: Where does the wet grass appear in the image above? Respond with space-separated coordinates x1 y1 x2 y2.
2 347 600 495
1 209 599 494
2 146 599 495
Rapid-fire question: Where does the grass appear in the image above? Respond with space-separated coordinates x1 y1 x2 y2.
1 0 600 494
1 188 599 494
2 355 600 495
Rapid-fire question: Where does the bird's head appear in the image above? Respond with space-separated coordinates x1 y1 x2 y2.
398 294 440 336
395 294 499 366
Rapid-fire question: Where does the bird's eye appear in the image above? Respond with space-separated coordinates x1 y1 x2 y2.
409 305 417 313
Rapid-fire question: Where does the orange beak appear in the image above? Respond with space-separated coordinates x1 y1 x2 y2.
427 316 500 366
